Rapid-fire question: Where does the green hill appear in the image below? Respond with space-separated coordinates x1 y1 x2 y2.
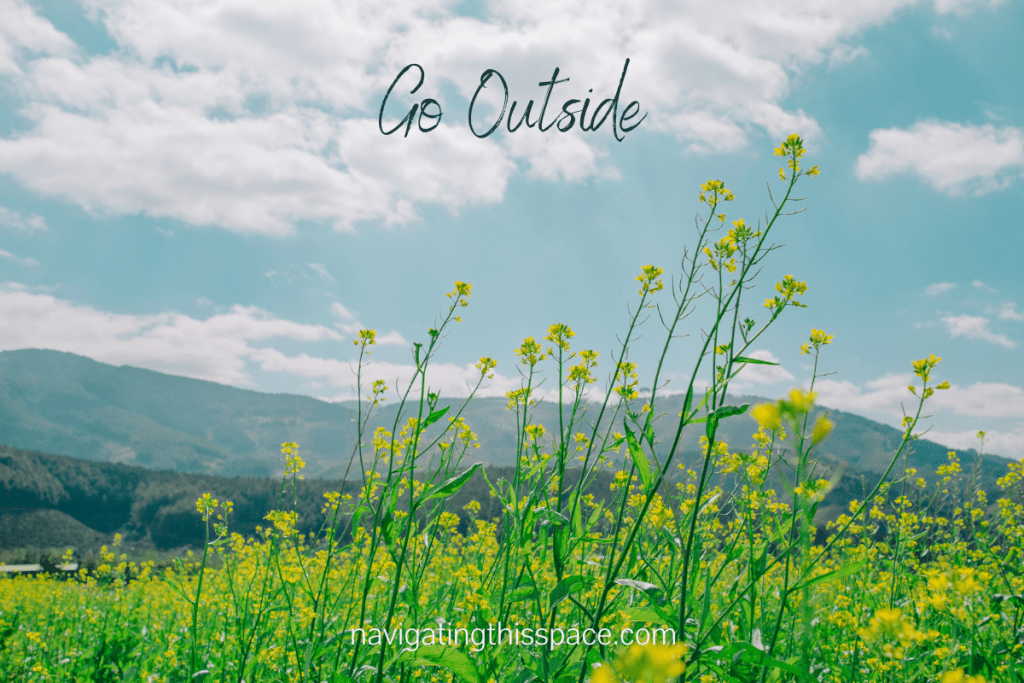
0 348 1017 555
0 349 1013 483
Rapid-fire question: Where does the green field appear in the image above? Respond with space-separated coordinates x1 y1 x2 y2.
3 136 1021 683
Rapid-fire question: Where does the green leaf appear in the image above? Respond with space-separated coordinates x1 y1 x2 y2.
417 464 482 507
624 424 652 493
350 504 370 530
571 493 583 539
422 405 450 429
645 421 656 446
681 384 694 422
734 356 779 366
791 561 865 593
380 510 396 547
535 507 570 526
622 602 678 629
714 642 807 678
622 607 666 624
713 404 750 420
507 584 539 604
586 502 606 532
412 645 482 683
549 575 596 610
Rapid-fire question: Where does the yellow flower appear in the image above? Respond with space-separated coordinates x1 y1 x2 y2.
699 179 735 205
265 510 298 537
282 442 305 477
476 356 497 377
751 403 782 431
545 323 575 351
636 265 665 296
941 669 986 683
911 354 941 381
515 337 546 367
782 388 816 417
196 493 218 521
447 280 472 307
354 328 377 347
811 414 833 445
794 478 832 503
505 386 535 410
764 275 808 312
800 328 834 355
593 644 687 683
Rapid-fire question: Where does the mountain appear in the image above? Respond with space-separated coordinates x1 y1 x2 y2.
0 349 1014 485
1 348 1018 554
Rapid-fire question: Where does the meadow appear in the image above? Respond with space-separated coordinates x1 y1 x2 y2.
2 135 1023 683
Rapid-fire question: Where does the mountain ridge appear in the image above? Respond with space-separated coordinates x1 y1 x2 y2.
0 348 1013 482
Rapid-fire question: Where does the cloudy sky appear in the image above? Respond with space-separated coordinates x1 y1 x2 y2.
1 0 1022 457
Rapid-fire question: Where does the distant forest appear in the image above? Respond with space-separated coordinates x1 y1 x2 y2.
1 433 1013 559
0 444 535 553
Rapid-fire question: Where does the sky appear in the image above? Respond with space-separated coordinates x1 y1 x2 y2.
0 0 1022 458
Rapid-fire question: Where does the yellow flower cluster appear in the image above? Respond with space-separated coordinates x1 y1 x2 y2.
636 264 665 297
698 179 735 205
800 328 834 355
764 274 808 313
593 644 687 683
514 336 547 367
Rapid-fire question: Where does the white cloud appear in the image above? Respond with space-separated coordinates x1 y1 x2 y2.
924 281 956 295
0 282 343 385
329 300 407 345
731 349 795 388
0 282 520 401
992 301 1024 321
0 206 46 231
0 246 39 266
816 374 1024 419
814 373 1024 457
330 302 357 323
941 314 1015 348
855 121 1024 195
926 426 1024 458
0 0 1001 233
250 347 522 402
307 263 333 282
814 373 913 417
933 0 1005 17
0 0 76 74
828 44 868 68
931 381 1024 418
375 331 409 346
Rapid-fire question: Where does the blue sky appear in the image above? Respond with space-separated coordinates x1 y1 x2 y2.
1 0 1022 457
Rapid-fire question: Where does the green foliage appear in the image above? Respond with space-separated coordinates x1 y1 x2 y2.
3 137 1024 683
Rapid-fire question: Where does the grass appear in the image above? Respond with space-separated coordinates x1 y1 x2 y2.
2 135 1023 683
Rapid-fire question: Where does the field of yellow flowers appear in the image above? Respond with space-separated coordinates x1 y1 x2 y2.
3 136 1023 683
